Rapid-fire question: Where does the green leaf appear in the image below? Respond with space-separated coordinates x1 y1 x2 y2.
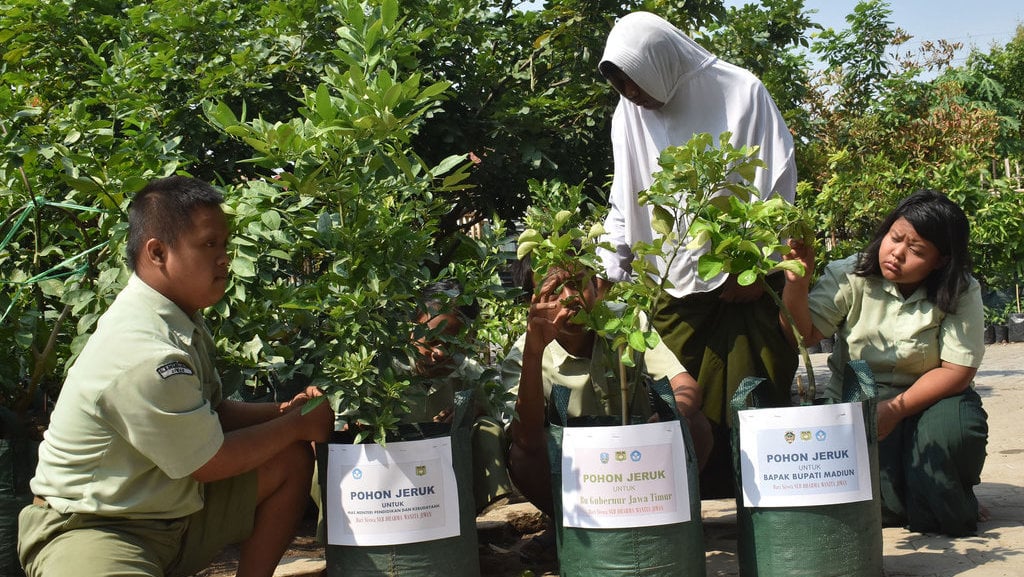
775 259 806 276
686 229 711 250
738 239 760 256
261 211 282 231
432 154 467 176
315 84 335 122
205 101 239 128
737 269 759 286
619 348 637 368
231 256 256 278
627 330 648 352
516 241 538 260
553 210 573 230
644 331 660 348
381 0 399 28
518 228 543 244
651 205 674 236
418 81 450 100
697 256 725 280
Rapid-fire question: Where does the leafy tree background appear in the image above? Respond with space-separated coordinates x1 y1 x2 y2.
3 0 1023 430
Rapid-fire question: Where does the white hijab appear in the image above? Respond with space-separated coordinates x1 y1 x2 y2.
598 12 797 296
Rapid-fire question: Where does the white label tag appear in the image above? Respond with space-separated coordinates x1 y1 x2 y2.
325 438 460 545
738 402 872 508
561 420 691 529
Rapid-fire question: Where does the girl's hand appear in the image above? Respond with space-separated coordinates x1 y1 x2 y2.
783 238 815 285
876 397 905 440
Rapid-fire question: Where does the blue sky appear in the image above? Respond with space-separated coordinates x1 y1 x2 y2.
518 1 1024 69
801 0 1023 67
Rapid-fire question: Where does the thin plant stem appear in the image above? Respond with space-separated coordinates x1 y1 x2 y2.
618 344 629 426
764 284 816 403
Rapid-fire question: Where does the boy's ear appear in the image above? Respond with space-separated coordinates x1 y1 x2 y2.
141 238 167 267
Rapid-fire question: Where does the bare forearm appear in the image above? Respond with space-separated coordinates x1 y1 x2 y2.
217 399 287 431
876 362 976 440
781 240 823 348
510 340 548 453
193 396 332 483
781 278 822 348
193 410 309 482
669 372 701 419
886 364 976 419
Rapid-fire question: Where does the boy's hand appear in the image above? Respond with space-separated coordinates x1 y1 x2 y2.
296 397 335 443
432 406 454 423
280 386 324 414
525 270 580 350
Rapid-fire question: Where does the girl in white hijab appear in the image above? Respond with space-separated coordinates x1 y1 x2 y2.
597 12 799 498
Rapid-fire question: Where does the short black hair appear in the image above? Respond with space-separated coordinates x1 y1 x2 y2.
421 279 480 323
126 176 224 270
855 190 972 313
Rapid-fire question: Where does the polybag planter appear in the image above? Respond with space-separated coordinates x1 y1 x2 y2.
547 379 706 577
730 361 883 577
317 390 480 577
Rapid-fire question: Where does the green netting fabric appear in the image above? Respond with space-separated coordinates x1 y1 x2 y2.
1 408 38 577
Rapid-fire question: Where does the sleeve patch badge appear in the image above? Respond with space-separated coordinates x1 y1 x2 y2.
156 361 195 379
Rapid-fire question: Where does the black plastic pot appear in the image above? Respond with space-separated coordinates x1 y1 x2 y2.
1 408 39 577
1008 313 1024 343
984 325 996 345
995 324 1009 343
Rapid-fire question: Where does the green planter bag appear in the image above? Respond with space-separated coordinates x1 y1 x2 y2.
730 361 882 577
1 408 38 577
317 389 480 577
548 378 706 577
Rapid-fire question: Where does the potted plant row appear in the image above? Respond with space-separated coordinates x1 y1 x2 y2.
519 131 882 576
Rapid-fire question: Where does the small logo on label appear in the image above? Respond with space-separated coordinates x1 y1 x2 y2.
156 361 194 379
416 466 427 476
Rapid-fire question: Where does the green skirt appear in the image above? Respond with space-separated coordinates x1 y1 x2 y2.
877 385 987 536
651 273 799 427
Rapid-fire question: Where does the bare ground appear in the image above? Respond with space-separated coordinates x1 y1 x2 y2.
194 498 560 577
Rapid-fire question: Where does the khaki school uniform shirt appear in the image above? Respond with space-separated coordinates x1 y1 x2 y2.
501 317 686 421
808 255 985 399
398 355 489 424
30 274 225 519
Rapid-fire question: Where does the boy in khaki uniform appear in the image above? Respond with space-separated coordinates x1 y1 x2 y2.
503 265 709 518
403 280 513 513
18 176 335 577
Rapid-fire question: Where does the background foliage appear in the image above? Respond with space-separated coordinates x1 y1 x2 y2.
3 0 1023 432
